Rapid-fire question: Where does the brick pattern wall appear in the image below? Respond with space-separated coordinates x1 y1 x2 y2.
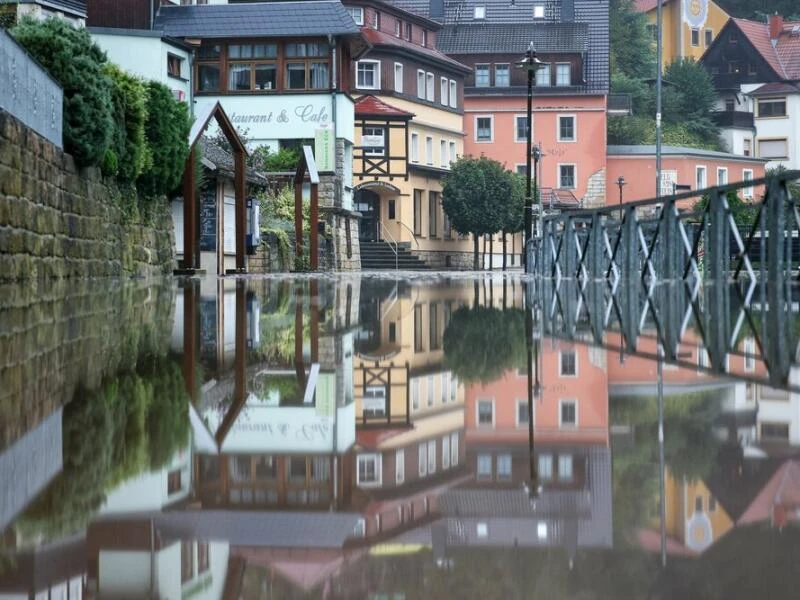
0 109 174 280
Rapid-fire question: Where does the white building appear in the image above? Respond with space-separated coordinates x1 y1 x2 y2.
0 0 86 26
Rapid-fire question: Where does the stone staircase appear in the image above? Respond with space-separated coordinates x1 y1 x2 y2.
360 241 429 270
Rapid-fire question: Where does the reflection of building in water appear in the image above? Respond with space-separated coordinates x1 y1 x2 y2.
0 537 85 600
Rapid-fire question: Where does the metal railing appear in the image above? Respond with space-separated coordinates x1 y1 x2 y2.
397 220 420 248
378 220 399 270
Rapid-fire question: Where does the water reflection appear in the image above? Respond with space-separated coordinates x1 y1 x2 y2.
1 275 799 598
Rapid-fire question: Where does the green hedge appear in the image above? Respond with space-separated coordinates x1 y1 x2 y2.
104 64 151 182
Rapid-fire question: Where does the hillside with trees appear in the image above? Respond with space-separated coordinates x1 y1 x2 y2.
717 0 800 20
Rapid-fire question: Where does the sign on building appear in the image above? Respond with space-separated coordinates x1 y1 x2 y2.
314 126 335 172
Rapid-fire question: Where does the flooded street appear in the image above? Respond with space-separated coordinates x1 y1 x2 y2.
1 274 800 599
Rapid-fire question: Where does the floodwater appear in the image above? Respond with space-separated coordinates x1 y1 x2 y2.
1 273 800 599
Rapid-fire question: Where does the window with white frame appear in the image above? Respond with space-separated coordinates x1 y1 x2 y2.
417 69 425 98
418 442 428 476
517 399 530 426
362 126 385 156
428 439 436 474
475 64 490 87
449 79 457 108
742 169 754 198
394 62 403 93
717 166 728 185
559 399 578 427
495 63 510 86
441 372 449 402
559 164 576 189
515 115 529 143
357 454 381 485
395 18 401 37
425 136 433 165
559 349 577 376
356 60 380 89
475 116 493 142
449 141 457 165
426 72 435 101
696 165 707 189
536 64 551 86
440 76 448 105
558 455 573 481
477 454 492 479
555 63 571 86
450 374 458 403
533 3 545 18
442 435 450 469
558 115 576 141
477 399 494 426
450 432 459 466
497 454 512 480
363 385 387 417
538 454 553 480
744 337 756 372
410 132 419 163
427 374 435 407
411 376 420 409
371 10 379 29
698 345 710 370
422 29 427 47
474 5 486 19
757 98 787 118
440 139 447 167
347 6 364 25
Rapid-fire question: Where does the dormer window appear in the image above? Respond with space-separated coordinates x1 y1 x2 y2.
395 18 401 37
347 6 364 26
533 4 545 19
474 6 486 19
422 29 427 47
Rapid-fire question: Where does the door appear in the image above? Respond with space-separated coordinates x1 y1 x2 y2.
355 189 380 241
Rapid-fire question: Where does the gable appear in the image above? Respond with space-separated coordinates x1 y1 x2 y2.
701 20 783 89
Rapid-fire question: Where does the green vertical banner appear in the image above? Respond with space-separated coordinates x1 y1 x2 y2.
314 126 335 173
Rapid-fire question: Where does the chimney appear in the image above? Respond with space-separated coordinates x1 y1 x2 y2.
769 14 784 41
430 0 444 20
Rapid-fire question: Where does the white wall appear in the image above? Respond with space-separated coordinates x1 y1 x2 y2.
98 551 152 596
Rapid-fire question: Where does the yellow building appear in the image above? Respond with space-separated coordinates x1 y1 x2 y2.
635 0 730 64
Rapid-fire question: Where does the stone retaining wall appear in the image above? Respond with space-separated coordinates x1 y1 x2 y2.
0 109 174 280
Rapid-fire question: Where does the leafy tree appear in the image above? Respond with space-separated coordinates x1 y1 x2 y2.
663 58 720 143
103 64 151 182
11 17 114 167
498 173 525 269
250 145 300 171
137 81 191 197
442 156 513 269
610 0 655 79
716 0 800 20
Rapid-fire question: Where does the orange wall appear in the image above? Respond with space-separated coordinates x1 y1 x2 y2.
464 95 608 205
607 155 767 207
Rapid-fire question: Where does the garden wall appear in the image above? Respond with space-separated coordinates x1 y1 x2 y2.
0 109 174 280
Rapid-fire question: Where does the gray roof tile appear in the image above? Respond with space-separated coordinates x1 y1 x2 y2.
154 1 361 39
436 22 588 55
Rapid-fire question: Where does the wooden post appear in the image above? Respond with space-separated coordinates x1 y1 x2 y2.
310 183 319 270
182 148 196 269
182 280 199 400
295 184 304 268
234 149 246 272
234 279 247 415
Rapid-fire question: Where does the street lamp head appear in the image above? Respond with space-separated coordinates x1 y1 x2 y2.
516 43 544 71
616 175 626 188
532 145 542 161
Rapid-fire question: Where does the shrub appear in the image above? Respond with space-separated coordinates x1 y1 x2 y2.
137 81 191 197
251 145 300 172
104 64 151 182
11 17 114 167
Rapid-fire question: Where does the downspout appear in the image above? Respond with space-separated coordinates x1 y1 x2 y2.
328 34 340 208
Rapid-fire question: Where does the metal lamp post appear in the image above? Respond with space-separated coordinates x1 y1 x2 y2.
616 175 626 206
517 42 544 269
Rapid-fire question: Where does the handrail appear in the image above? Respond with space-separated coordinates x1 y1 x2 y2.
396 221 420 248
378 220 399 270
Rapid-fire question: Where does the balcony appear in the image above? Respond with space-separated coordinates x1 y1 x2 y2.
713 110 755 129
607 93 632 115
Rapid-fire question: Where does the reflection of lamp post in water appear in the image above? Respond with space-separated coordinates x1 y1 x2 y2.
524 282 543 500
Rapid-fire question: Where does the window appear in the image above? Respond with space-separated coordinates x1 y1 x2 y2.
425 136 433 165
475 116 493 142
362 126 385 156
442 434 451 468
538 454 553 480
371 10 379 29
717 167 728 185
395 18 402 37
695 495 703 512
410 133 419 162
427 374 434 407
559 164 576 189
347 6 364 25
515 115 529 143
517 399 530 426
419 442 428 476
426 72 435 101
560 349 577 376
414 304 423 351
422 29 428 47
698 346 710 370
497 454 512 480
428 439 436 474
742 169 754 198
168 469 182 494
181 541 194 583
705 28 713 46
227 43 281 92
474 5 486 19
198 542 209 573
450 432 459 466
743 138 752 157
477 399 494 426
757 98 787 118
559 399 577 427
533 3 545 18
417 69 425 98
396 449 405 484
428 191 438 238
449 79 457 108
388 199 396 220
363 385 387 417
691 28 700 46
405 22 412 41
558 115 576 141
284 42 329 90
475 64 490 87
724 98 736 112
728 60 740 74
748 62 757 75
477 522 488 538
413 189 423 234
555 63 571 86
696 165 707 189
167 53 183 78
558 455 573 481
440 139 448 167
535 64 551 86
758 138 788 159
495 63 510 87
394 62 403 93
356 60 380 89
357 454 382 485
449 141 457 163
411 377 420 410
477 454 492 479
429 302 440 348
450 373 458 403
440 76 448 105
197 43 221 91
761 423 790 442
729 33 738 44
516 164 527 176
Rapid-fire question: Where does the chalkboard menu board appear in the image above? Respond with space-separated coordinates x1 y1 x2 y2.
200 187 216 251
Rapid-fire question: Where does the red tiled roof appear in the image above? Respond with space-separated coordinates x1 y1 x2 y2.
748 81 800 96
354 95 414 118
633 0 671 13
733 18 800 80
360 26 470 72
776 21 800 80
